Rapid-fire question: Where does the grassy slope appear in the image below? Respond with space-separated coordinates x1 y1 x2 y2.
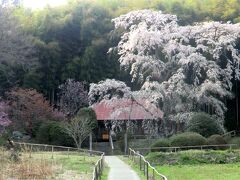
146 150 240 165
157 163 240 180
121 150 240 180
101 164 110 180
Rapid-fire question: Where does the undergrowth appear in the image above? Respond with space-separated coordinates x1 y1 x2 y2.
146 150 240 165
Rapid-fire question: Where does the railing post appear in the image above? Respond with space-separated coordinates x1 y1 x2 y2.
139 156 142 170
143 161 146 176
29 145 32 158
152 168 155 180
67 148 70 158
146 163 149 180
51 146 54 159
99 160 101 175
84 150 86 161
95 166 98 180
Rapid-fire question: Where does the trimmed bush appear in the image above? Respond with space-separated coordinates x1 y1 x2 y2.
170 132 207 147
207 134 227 150
37 121 74 147
207 135 227 145
186 112 223 137
151 139 170 152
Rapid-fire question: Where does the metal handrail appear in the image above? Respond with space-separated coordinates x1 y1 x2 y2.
129 148 167 180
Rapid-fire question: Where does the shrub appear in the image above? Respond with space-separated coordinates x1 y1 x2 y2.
170 132 207 147
0 136 5 146
37 121 74 147
186 112 224 137
207 135 227 145
151 139 170 152
0 131 10 146
207 134 227 150
146 150 240 165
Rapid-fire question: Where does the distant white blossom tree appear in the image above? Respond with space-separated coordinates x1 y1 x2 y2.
59 79 88 117
110 10 240 129
90 10 240 134
88 79 131 105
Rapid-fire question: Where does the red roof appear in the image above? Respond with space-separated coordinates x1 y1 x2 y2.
92 99 163 121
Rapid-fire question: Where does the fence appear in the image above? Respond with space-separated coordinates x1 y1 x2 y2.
12 142 105 180
129 148 167 180
132 144 238 155
222 130 237 138
92 152 105 180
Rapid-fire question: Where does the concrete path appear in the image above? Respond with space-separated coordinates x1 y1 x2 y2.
105 156 140 180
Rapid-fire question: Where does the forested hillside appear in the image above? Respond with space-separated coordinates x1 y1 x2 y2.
1 0 240 133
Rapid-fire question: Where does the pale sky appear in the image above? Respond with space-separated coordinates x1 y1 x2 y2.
23 0 68 9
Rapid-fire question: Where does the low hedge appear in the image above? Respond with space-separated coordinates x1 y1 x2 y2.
207 135 227 150
150 133 236 153
207 135 227 145
170 132 207 147
146 150 240 165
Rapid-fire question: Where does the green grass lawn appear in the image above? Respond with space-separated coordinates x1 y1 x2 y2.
101 164 110 180
121 153 240 180
28 151 99 173
156 163 240 180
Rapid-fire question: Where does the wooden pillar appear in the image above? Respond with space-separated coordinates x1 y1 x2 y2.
89 132 92 151
124 132 128 155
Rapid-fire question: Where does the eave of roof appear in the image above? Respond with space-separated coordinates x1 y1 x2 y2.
91 99 163 121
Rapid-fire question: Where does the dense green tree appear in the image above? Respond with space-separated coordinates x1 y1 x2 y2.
0 7 36 95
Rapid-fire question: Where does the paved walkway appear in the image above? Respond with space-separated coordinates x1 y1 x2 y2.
105 156 140 180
